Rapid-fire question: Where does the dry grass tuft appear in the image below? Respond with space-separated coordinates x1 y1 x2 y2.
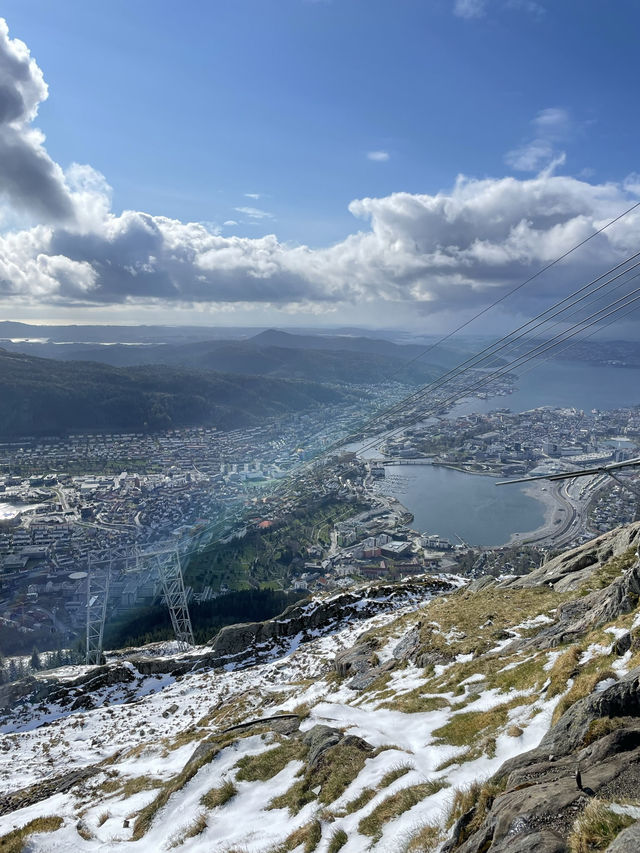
234 738 306 782
358 781 448 841
401 821 446 852
547 646 582 698
271 819 322 853
380 763 413 788
200 779 237 809
169 813 208 847
0 817 63 852
552 668 617 725
568 798 633 853
327 828 348 853
445 778 506 842
581 717 626 747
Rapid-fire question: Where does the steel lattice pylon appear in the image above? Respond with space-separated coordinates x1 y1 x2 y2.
85 552 112 665
153 549 195 647
85 543 194 663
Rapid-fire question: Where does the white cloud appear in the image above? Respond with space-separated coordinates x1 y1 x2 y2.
505 0 545 18
244 192 261 199
623 173 640 196
533 107 571 139
0 19 76 223
454 0 486 19
2 171 638 318
223 219 239 226
506 107 573 174
0 19 638 328
234 206 274 219
456 0 545 19
367 151 390 162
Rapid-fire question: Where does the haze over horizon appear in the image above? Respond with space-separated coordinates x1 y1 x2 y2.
1 1 639 334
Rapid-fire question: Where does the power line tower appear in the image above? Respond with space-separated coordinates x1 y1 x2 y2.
85 541 194 663
85 551 113 665
144 547 194 646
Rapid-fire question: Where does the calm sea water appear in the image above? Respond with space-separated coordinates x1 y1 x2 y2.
449 360 640 417
376 466 544 546
366 361 640 545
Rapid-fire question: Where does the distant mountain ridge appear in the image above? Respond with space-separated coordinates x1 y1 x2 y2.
0 348 355 437
0 326 453 385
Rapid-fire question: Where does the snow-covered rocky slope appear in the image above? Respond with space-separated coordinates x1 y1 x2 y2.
1 525 639 853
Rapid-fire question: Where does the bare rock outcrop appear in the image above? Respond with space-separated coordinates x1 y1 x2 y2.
207 576 454 668
506 522 640 592
444 667 640 853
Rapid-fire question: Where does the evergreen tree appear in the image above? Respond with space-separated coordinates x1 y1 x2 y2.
30 647 41 671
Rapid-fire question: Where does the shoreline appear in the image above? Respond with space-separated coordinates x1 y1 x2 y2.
372 464 575 549
505 481 568 546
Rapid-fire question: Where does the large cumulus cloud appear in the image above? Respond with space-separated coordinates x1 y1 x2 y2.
0 19 75 223
0 18 639 319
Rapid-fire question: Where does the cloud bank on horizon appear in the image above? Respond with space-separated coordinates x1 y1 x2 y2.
0 17 638 328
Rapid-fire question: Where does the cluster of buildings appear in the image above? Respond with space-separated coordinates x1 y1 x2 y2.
382 405 640 480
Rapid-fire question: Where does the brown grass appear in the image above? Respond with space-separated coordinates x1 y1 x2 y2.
327 828 348 853
415 586 564 661
581 717 626 747
271 819 322 853
169 813 208 847
578 546 638 595
568 798 633 853
358 781 448 841
0 817 63 852
132 729 249 840
200 779 237 809
234 738 306 782
432 696 533 758
445 777 506 842
546 646 582 698
269 738 373 814
402 821 446 852
552 668 617 725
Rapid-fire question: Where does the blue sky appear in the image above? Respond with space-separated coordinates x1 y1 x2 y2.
0 0 639 328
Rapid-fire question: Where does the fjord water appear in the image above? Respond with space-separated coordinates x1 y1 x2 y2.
376 466 543 546
448 360 640 417
373 361 640 545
